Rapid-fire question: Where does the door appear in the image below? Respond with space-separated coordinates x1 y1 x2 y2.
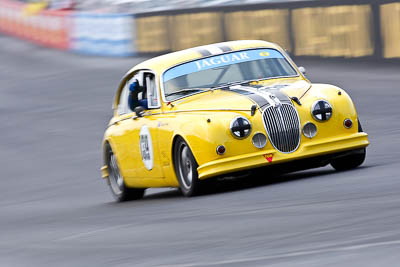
111 70 164 182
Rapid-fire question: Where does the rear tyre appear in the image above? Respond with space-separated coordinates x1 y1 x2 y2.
174 137 203 197
330 148 366 171
106 146 145 202
358 119 363 132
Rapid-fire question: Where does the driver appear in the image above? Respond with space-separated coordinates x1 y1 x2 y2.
128 79 148 110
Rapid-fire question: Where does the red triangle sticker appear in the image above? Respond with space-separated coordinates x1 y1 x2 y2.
264 154 273 163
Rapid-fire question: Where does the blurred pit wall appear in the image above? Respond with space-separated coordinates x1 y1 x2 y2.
1 0 400 59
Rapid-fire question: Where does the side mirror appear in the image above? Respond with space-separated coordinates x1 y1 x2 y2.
298 66 306 75
134 106 145 118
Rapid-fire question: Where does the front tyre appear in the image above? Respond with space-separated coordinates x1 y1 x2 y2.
330 148 366 171
174 137 202 197
106 146 145 202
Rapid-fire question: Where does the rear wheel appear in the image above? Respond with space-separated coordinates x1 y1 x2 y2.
106 146 145 202
358 119 363 132
330 148 366 171
174 137 203 197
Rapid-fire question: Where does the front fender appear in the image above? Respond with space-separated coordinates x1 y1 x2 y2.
170 110 266 167
298 84 359 139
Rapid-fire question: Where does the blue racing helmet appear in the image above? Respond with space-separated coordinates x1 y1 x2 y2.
129 80 139 92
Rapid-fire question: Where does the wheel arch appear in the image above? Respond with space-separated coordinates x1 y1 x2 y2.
103 140 112 163
101 139 118 178
171 134 200 173
171 134 189 166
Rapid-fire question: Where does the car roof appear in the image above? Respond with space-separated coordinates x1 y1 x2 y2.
126 40 280 76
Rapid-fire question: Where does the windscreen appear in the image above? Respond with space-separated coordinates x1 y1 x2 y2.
163 49 298 101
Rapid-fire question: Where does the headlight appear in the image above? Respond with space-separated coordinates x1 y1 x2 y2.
230 116 251 139
311 100 332 121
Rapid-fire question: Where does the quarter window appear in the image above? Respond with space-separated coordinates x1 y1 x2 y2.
117 82 131 115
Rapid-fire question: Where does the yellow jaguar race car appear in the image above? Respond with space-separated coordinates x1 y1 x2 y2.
101 40 369 201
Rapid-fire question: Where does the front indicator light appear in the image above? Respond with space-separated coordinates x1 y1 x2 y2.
344 119 353 129
303 122 317 138
216 145 226 155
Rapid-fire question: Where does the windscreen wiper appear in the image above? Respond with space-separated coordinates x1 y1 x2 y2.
210 80 257 90
165 88 207 97
211 81 248 90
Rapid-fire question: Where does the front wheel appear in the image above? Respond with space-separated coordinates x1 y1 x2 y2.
174 137 203 197
330 148 366 171
106 146 145 202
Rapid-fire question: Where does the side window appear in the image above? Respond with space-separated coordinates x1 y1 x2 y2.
144 73 160 109
117 82 131 115
117 71 159 115
117 73 141 115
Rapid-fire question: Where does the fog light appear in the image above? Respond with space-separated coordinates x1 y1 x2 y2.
252 133 267 149
344 119 353 129
216 145 226 155
303 122 317 138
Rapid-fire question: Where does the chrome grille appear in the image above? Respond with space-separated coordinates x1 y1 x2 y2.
262 103 301 153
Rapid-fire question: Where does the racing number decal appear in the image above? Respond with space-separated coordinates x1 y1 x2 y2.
139 125 154 170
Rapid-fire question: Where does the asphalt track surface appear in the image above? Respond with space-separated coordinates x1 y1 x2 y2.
1 34 400 267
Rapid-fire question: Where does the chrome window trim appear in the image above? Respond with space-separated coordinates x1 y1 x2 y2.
144 70 162 109
159 47 301 104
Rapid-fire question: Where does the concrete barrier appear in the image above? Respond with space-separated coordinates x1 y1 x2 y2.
168 12 223 51
131 0 400 60
292 5 374 57
1 0 400 59
136 15 170 53
224 9 291 52
380 2 400 58
0 0 70 50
